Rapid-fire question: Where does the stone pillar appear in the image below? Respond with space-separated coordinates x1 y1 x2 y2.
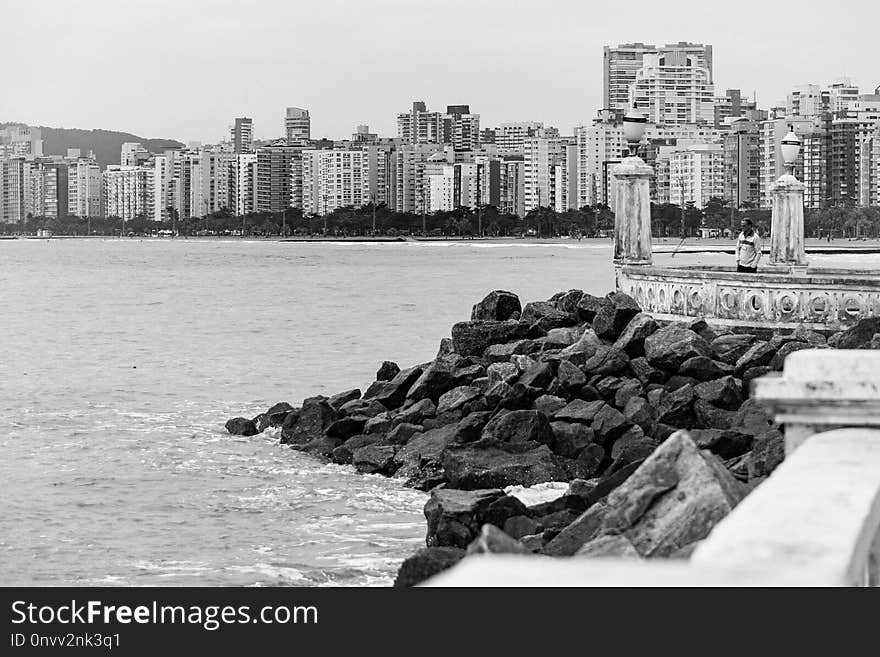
612 156 653 266
769 174 807 271
752 349 880 454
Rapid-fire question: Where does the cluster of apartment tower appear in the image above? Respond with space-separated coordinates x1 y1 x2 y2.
2 42 880 226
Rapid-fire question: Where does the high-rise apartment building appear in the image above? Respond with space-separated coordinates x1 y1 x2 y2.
0 125 43 159
103 166 154 221
442 105 480 151
231 154 257 216
604 42 712 112
576 110 625 209
630 51 715 125
67 157 102 219
284 108 311 145
256 142 303 212
499 157 525 217
668 143 724 208
523 137 576 213
302 149 370 215
389 143 445 213
714 89 759 129
121 142 149 167
231 117 254 153
722 119 761 208
493 122 553 154
397 101 444 146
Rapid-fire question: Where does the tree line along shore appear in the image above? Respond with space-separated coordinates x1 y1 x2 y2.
225 288 880 586
6 199 880 239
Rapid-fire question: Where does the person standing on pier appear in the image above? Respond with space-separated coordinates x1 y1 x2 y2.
736 219 762 273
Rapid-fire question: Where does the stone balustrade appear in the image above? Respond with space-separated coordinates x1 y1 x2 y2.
617 264 880 331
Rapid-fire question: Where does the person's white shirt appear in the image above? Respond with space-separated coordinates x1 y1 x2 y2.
736 229 762 268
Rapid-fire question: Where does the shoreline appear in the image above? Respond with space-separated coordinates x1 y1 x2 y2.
225 286 877 585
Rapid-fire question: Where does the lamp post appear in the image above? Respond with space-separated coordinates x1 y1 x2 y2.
613 108 653 266
768 127 807 271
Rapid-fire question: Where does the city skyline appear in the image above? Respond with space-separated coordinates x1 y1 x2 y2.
2 0 878 143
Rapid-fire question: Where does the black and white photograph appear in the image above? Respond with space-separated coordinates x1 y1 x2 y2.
1 0 878 640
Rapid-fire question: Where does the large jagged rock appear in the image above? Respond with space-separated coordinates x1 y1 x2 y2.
733 341 776 378
654 385 697 429
521 301 577 331
324 415 370 440
328 389 361 410
599 431 748 557
557 360 587 389
576 534 641 558
442 441 585 490
424 488 507 548
834 317 880 349
352 445 398 475
225 416 259 436
541 502 609 556
483 339 536 362
612 313 659 357
553 398 605 424
551 289 586 315
533 394 567 416
471 290 522 322
280 396 337 445
254 402 295 432
518 361 556 389
576 294 606 322
592 292 641 341
644 325 712 371
480 409 554 445
582 346 630 376
393 423 459 484
687 428 753 460
466 524 531 555
363 366 423 410
436 386 483 415
622 396 657 433
407 355 482 403
392 398 436 427
679 356 730 381
451 320 530 356
557 329 602 365
376 361 400 381
550 422 596 458
591 404 629 445
393 547 465 587
694 376 743 410
338 398 385 418
331 434 380 464
710 333 757 365
628 357 665 385
745 429 785 478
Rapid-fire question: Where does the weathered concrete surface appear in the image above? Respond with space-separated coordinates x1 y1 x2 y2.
613 157 653 267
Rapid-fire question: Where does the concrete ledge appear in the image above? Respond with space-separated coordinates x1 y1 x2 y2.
692 428 880 586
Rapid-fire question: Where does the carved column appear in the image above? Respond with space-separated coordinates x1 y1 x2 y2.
769 174 807 270
613 156 653 266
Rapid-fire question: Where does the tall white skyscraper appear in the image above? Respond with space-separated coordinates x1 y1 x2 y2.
285 108 311 145
630 51 715 125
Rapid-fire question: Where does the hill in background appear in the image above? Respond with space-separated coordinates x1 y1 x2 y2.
1 122 184 169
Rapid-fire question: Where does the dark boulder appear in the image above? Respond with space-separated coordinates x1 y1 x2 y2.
379 422 424 446
711 333 757 365
550 421 596 458
483 339 536 362
733 341 776 378
591 404 629 445
328 389 361 410
255 402 295 431
424 488 506 548
628 357 665 385
613 380 644 409
495 383 544 411
451 320 530 356
741 366 774 396
644 325 712 371
352 445 398 475
406 356 474 403
338 398 386 418
592 292 641 341
557 360 587 389
552 289 586 315
553 398 605 424
745 429 785 478
521 301 577 331
541 502 609 556
654 385 697 429
471 290 522 322
442 441 585 490
280 396 337 445
518 361 556 389
393 547 465 587
576 294 607 322
480 409 554 446
693 399 737 430
486 362 519 385
225 416 259 436
376 361 400 382
533 394 567 417
331 434 380 464
687 428 754 460
679 356 730 381
622 396 657 433
363 366 424 411
834 317 880 349
324 415 369 441
436 385 483 415
612 313 658 357
392 398 436 427
582 346 630 376
393 424 459 485
694 376 743 410
452 412 494 444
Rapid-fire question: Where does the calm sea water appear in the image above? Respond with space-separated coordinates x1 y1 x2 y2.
1 238 873 586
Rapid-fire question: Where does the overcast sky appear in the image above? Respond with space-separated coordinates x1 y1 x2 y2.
2 0 878 143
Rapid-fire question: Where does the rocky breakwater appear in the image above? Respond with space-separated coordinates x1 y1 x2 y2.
225 288 880 586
